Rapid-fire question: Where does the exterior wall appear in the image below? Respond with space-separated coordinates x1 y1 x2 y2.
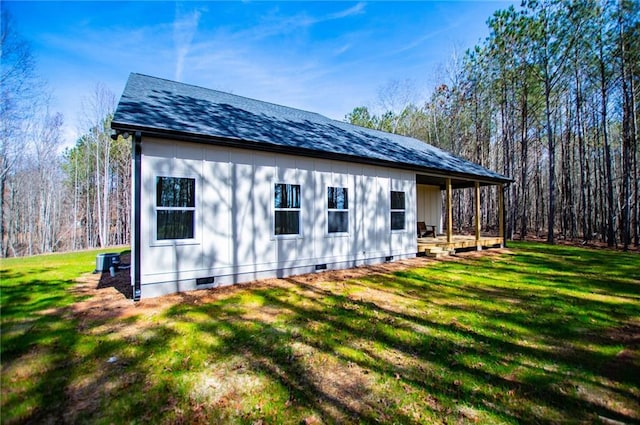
416 184 443 234
135 137 417 298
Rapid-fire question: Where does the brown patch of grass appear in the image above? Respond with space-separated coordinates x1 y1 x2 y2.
306 355 375 418
68 250 507 322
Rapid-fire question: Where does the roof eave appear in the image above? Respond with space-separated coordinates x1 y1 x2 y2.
111 121 513 186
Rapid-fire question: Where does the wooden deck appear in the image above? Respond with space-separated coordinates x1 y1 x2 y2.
417 235 503 255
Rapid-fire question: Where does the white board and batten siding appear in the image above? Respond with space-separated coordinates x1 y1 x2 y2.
137 138 417 298
416 184 443 234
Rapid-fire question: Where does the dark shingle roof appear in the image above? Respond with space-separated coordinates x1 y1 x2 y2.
112 73 510 184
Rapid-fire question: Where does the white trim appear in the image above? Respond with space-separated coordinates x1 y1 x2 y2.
390 190 406 232
326 185 350 236
272 182 303 239
151 175 201 247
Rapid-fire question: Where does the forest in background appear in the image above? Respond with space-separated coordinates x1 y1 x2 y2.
346 0 639 249
1 9 131 257
1 0 638 258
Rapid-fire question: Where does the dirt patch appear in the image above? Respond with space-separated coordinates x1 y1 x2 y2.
305 355 376 420
192 358 266 406
602 323 640 346
71 272 138 322
68 249 509 322
598 323 640 388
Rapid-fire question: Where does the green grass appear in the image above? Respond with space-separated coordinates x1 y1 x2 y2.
1 248 127 423
1 242 639 424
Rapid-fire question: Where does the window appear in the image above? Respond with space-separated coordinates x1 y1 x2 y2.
327 187 348 233
274 183 301 235
156 176 195 240
390 191 405 230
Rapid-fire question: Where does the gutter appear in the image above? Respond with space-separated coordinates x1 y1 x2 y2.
133 131 142 301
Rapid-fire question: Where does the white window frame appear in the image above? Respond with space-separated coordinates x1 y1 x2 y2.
326 186 349 236
273 182 302 238
153 175 198 245
390 190 406 231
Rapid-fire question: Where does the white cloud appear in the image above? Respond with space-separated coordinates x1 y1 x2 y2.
237 2 367 41
334 43 352 56
393 27 451 55
173 5 204 82
329 2 366 20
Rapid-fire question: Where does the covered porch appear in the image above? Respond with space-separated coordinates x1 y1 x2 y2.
417 235 504 257
415 173 506 257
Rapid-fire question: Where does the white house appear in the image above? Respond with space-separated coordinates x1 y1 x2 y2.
112 73 511 300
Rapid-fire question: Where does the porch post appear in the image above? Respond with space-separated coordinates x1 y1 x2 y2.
446 178 453 243
498 183 505 247
475 181 481 248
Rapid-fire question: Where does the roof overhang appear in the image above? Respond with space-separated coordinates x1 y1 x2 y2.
416 174 503 189
112 123 513 187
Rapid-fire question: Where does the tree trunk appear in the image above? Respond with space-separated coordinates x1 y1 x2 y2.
0 168 5 257
576 66 589 241
519 81 529 240
545 70 556 244
600 40 615 246
632 73 639 247
619 8 631 251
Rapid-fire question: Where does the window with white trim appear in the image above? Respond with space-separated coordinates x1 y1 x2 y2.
156 176 195 240
327 187 348 233
390 191 406 230
274 183 301 235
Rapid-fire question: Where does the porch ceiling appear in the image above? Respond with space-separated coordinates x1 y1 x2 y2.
416 174 497 189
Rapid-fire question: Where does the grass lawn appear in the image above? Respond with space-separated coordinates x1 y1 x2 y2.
1 242 639 424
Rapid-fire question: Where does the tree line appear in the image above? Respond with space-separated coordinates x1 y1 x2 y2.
1 1 638 257
1 12 131 257
346 0 639 250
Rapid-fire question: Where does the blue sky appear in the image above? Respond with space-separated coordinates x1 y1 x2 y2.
6 1 515 147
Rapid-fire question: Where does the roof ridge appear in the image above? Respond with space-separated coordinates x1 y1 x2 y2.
129 73 428 146
130 72 330 122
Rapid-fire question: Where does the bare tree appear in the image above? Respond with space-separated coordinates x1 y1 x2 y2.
32 112 65 253
80 84 116 248
376 79 421 133
0 11 44 256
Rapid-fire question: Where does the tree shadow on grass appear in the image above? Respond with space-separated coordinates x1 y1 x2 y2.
156 263 639 424
1 250 135 424
1 279 81 424
163 289 425 424
2 243 639 424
